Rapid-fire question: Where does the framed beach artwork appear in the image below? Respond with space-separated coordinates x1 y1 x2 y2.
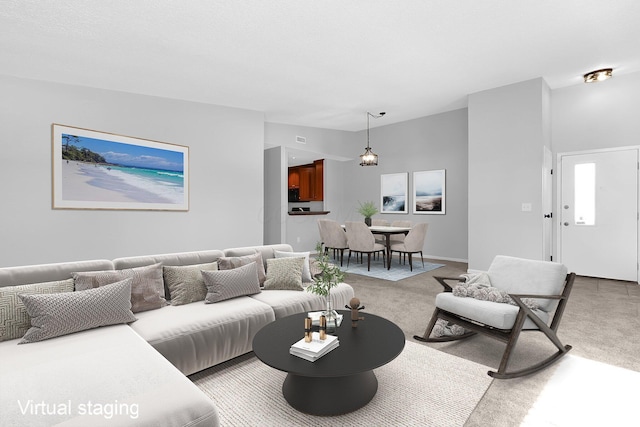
413 169 445 214
380 173 408 214
52 124 189 211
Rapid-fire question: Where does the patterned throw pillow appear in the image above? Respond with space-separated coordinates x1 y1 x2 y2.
263 257 305 291
217 253 266 286
0 279 74 342
274 250 312 282
202 262 261 303
18 278 137 344
163 262 218 306
73 263 165 313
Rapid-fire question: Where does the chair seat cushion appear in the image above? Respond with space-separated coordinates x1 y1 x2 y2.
436 292 549 330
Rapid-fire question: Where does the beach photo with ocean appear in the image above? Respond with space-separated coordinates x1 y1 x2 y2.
52 125 189 211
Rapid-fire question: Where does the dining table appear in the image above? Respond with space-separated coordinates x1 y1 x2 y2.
368 225 411 270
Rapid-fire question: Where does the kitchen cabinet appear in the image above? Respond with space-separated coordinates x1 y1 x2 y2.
288 159 323 201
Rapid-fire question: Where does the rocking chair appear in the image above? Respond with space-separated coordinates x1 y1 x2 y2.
414 255 576 379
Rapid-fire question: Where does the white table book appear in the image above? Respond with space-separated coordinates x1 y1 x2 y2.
291 332 338 355
290 337 339 362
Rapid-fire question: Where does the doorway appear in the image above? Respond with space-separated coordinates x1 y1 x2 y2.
558 148 638 282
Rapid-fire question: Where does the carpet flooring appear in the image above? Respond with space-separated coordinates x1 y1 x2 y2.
342 256 444 281
190 340 493 426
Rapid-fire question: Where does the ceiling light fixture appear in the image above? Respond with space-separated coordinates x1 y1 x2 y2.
360 111 385 166
583 68 613 83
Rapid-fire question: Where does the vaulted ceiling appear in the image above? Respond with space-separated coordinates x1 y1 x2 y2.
2 1 639 131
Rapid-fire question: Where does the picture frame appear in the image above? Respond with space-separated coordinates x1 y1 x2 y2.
380 172 408 214
413 169 445 214
52 124 189 211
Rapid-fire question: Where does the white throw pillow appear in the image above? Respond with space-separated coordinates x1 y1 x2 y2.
274 250 312 282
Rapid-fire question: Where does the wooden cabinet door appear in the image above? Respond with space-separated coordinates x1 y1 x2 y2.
299 165 315 200
288 168 300 188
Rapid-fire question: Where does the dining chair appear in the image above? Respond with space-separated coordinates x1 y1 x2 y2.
318 219 349 266
389 222 428 271
389 220 412 263
371 219 390 250
344 221 386 271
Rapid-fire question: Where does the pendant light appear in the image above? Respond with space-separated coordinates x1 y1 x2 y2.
360 111 385 166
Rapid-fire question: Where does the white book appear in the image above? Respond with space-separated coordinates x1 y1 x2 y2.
290 332 338 355
290 339 339 362
307 311 343 327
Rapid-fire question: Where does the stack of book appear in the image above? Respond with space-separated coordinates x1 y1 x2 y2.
307 311 343 328
289 332 339 362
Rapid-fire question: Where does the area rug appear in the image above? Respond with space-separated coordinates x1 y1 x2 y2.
521 355 640 426
341 257 444 281
190 340 493 426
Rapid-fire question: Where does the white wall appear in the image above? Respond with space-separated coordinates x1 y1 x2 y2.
552 71 640 152
468 78 550 271
263 146 285 245
0 75 265 267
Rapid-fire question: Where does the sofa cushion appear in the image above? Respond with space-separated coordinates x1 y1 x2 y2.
0 278 74 342
73 263 166 313
19 279 137 343
202 262 261 303
263 257 305 290
217 253 266 286
249 282 355 319
164 262 218 306
129 296 275 375
0 324 219 426
274 250 312 282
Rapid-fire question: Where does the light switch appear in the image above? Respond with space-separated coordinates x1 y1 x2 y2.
521 203 532 212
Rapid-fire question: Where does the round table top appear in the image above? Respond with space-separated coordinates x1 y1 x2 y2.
252 310 405 378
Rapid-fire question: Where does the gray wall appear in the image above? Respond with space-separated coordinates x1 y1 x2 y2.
468 78 550 271
263 146 284 245
0 75 264 267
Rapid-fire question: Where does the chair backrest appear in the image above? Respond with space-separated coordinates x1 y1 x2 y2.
403 222 428 251
391 220 412 227
321 219 348 248
317 219 327 243
371 219 390 226
487 255 569 312
344 221 375 252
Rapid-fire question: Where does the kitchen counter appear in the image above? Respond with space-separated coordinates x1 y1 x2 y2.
287 211 331 216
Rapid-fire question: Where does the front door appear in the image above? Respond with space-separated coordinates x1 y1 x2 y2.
560 149 638 281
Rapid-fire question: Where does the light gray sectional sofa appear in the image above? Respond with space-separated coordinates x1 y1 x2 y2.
0 244 354 426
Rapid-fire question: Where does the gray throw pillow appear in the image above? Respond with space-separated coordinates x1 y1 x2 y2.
263 257 305 291
217 253 266 286
73 263 165 313
18 278 137 344
0 279 75 342
163 262 218 306
274 250 312 282
202 262 261 303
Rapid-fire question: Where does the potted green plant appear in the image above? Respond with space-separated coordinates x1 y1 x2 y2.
357 201 379 226
307 242 345 332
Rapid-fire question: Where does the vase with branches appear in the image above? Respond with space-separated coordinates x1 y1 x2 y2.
307 242 345 331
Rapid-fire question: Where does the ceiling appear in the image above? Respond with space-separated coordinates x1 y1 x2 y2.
2 1 640 131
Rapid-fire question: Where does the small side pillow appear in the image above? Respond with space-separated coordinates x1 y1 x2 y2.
263 257 305 291
217 252 266 286
163 262 218 306
202 262 261 303
73 263 165 313
0 279 74 342
274 250 312 282
18 278 137 344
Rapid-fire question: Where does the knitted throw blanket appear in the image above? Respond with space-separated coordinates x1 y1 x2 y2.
432 273 540 338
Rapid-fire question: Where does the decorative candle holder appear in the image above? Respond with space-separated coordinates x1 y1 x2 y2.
304 316 312 342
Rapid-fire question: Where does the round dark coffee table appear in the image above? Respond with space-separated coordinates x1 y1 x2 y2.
252 310 405 416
